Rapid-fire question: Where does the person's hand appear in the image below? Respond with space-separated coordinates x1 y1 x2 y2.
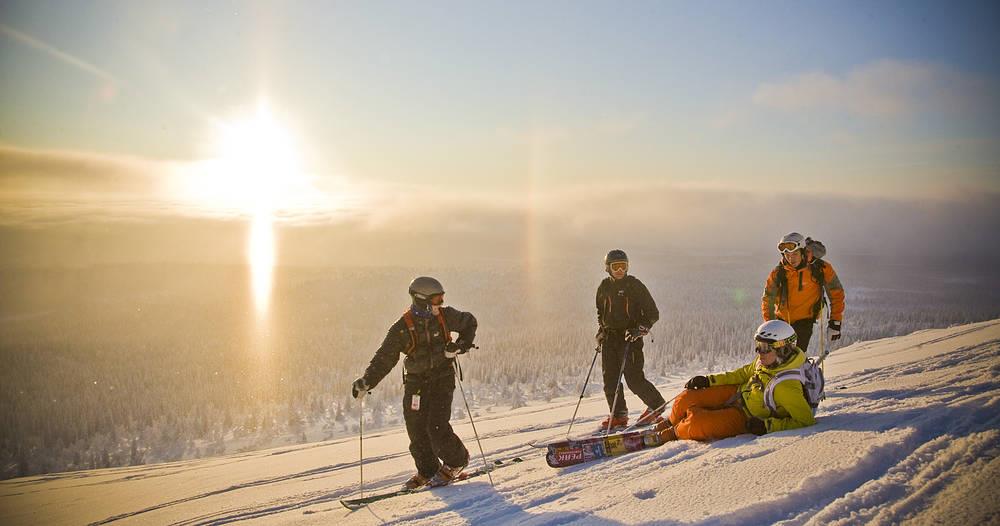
444 342 462 359
445 341 474 358
685 376 710 390
352 377 369 399
595 328 606 346
746 417 767 436
829 320 842 341
625 325 648 342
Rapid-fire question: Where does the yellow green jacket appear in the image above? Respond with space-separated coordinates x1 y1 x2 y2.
708 349 817 433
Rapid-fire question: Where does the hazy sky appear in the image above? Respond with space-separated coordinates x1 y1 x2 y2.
1 1 998 265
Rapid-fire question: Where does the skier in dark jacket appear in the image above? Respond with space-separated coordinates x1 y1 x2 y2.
352 276 477 489
595 250 667 431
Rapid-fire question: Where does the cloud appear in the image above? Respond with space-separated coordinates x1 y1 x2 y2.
0 144 363 225
2 144 998 265
2 172 998 266
0 144 171 197
752 59 1000 118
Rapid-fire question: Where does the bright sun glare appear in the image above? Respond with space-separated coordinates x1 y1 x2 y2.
212 102 301 318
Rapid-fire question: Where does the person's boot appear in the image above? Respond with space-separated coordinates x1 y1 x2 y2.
403 473 430 490
636 407 664 426
427 462 466 487
597 414 629 432
656 419 677 441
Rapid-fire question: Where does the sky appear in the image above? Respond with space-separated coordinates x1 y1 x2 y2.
1 1 999 267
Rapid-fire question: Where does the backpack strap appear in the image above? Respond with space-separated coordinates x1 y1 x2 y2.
764 369 804 416
401 309 451 356
402 310 418 356
774 264 788 314
810 260 828 320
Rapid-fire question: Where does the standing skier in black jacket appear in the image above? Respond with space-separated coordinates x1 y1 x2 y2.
352 276 477 489
595 250 666 431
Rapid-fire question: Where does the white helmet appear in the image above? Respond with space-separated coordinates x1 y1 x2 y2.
755 320 797 345
778 232 806 254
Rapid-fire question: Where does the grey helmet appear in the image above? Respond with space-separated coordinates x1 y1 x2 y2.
408 276 444 305
804 237 826 260
778 232 806 254
604 249 628 272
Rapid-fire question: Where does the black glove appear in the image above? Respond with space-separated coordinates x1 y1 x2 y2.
444 342 462 359
595 328 606 346
351 377 369 399
685 376 710 390
746 417 767 436
625 325 649 342
829 320 842 341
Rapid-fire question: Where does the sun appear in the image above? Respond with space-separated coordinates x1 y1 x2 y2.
211 102 302 318
214 103 302 212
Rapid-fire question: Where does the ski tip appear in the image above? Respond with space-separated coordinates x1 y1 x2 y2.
340 500 363 511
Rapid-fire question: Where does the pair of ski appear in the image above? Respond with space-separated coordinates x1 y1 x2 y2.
543 421 668 468
340 456 524 510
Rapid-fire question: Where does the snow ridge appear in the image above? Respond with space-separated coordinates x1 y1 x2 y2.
1 321 998 525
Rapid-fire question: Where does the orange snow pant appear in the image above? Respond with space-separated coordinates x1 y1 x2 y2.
669 385 748 441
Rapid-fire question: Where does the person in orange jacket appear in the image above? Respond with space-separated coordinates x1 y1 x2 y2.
761 232 845 352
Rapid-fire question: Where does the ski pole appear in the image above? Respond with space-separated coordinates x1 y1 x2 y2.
566 344 601 438
618 390 682 434
454 357 493 487
359 395 365 499
605 339 632 435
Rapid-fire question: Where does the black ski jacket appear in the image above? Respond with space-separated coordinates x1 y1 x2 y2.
362 306 477 388
596 275 659 331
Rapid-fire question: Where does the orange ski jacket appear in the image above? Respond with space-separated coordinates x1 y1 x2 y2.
761 259 845 324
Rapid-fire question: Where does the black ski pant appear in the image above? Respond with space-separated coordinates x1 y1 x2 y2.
403 371 469 478
791 319 815 353
601 332 666 418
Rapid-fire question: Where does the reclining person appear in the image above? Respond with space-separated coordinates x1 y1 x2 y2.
658 320 817 441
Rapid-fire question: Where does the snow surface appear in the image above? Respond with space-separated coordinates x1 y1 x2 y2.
2 320 999 525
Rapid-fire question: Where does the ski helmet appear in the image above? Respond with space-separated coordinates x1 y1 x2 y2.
604 249 628 272
777 232 806 254
804 237 826 260
408 276 444 304
754 320 798 361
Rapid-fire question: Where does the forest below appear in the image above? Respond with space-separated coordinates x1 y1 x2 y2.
2 253 998 479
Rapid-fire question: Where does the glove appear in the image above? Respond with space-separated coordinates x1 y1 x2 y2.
829 320 842 341
351 377 369 399
595 328 606 346
625 325 649 342
746 417 767 436
444 341 473 359
685 376 710 390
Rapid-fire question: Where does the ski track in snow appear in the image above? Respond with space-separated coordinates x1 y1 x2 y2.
2 320 999 525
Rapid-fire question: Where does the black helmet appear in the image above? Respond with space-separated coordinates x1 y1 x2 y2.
604 249 628 272
408 276 444 304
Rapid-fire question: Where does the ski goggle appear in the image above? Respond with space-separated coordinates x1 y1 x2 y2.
755 339 790 353
778 242 801 254
609 261 628 272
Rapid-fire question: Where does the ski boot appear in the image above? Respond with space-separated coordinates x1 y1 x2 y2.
597 414 629 433
427 462 466 487
636 407 665 426
655 419 677 441
403 473 430 490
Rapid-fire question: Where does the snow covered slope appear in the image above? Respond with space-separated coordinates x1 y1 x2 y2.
3 320 999 525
